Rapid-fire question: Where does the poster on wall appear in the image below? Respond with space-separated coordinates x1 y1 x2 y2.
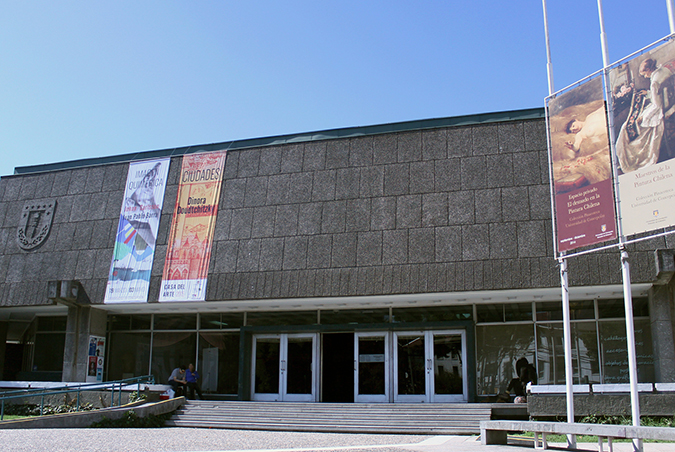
609 38 675 236
159 151 227 302
104 158 171 303
547 76 617 253
87 336 106 383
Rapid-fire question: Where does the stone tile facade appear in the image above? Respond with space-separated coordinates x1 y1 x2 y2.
0 113 667 307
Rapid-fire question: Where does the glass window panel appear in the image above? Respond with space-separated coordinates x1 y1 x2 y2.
199 332 240 394
154 314 197 330
632 297 649 317
397 334 425 395
392 305 472 323
476 305 503 323
598 299 625 319
536 323 601 385
199 313 244 330
570 300 595 320
151 332 197 384
475 324 535 395
598 298 649 319
200 314 221 330
109 314 151 331
36 316 67 332
320 309 390 325
599 319 654 383
504 304 532 322
108 332 151 380
130 315 152 330
246 311 317 326
536 302 563 321
33 333 65 372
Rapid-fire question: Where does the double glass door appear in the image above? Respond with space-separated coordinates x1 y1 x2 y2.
251 333 318 401
354 330 467 403
394 330 467 402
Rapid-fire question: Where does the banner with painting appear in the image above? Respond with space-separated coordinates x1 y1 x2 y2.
105 158 171 303
608 38 675 236
547 75 617 253
159 151 227 302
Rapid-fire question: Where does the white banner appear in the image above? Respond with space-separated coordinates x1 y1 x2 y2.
105 158 171 303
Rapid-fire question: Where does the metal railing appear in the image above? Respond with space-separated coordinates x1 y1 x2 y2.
0 375 155 420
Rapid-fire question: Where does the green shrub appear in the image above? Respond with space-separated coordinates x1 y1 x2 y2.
90 410 173 428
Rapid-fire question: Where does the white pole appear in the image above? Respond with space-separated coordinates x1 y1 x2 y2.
559 257 576 449
621 250 643 452
542 0 554 94
597 0 610 67
542 1 575 447
667 0 675 34
597 1 642 450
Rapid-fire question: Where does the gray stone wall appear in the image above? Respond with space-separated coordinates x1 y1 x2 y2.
0 116 669 306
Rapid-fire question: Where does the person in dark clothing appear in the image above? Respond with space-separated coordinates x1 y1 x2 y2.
168 365 187 397
185 363 204 400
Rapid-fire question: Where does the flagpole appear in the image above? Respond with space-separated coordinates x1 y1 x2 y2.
667 0 675 33
542 1 576 449
597 0 642 450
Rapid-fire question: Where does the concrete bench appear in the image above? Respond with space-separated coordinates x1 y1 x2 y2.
480 420 675 452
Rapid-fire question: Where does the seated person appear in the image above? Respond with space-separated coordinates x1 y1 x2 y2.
185 363 204 400
168 365 187 397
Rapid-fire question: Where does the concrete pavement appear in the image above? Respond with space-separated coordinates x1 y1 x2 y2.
2 428 673 452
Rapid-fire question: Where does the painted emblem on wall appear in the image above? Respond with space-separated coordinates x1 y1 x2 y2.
17 199 56 250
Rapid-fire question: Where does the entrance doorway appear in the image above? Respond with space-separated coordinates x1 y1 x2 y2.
251 333 318 401
321 333 354 402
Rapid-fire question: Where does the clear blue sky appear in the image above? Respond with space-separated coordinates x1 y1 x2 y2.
0 1 671 177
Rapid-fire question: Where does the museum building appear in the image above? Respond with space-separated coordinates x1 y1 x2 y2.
0 106 674 403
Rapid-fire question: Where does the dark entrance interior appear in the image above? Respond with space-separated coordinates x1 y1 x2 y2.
2 343 24 381
322 333 354 402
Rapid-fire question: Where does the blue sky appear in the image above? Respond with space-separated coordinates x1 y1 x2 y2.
0 1 672 177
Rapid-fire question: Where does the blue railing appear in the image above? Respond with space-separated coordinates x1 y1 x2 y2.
0 375 155 420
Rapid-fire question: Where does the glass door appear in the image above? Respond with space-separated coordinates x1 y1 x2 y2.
394 332 426 402
394 330 467 402
430 330 467 402
354 332 390 403
283 334 317 401
252 333 318 401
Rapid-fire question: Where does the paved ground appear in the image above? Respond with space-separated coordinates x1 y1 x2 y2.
2 428 674 452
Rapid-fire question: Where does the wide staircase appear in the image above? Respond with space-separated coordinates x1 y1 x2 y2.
166 401 493 434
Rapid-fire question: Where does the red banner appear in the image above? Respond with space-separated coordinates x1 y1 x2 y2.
159 151 227 301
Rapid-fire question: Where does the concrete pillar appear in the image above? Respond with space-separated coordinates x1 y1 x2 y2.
0 321 8 381
62 307 107 382
649 283 675 382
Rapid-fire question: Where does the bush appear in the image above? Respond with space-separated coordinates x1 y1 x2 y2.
89 410 173 428
3 402 95 417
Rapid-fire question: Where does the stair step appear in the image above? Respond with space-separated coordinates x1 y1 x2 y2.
168 401 491 434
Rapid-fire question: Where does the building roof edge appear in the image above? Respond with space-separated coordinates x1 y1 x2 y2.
10 107 545 176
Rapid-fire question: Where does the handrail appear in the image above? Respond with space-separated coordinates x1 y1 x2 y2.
0 375 155 420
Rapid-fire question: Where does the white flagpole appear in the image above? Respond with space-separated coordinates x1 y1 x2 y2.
542 1 576 449
667 0 675 33
597 1 642 450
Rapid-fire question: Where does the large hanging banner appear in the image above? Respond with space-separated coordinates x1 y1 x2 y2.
609 39 675 236
547 76 617 253
159 151 227 302
105 158 171 303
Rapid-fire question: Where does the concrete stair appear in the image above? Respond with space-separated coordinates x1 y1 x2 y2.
166 401 493 434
